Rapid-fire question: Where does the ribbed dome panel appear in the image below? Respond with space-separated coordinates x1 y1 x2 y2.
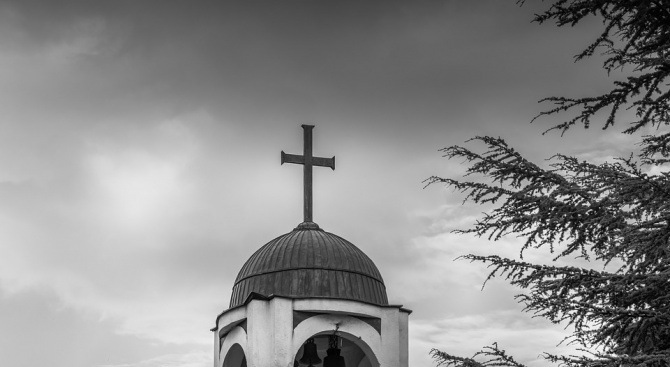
229 227 388 308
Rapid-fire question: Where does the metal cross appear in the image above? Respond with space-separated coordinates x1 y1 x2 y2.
281 124 335 223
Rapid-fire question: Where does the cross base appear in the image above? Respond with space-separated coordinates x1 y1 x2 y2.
294 221 322 231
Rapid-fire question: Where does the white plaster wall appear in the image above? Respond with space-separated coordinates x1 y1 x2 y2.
270 298 294 367
246 300 272 367
219 327 248 367
294 299 383 318
398 311 409 367
381 308 401 367
214 297 410 367
215 308 247 367
217 307 246 331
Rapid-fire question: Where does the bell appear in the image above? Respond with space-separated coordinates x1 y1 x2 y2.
299 338 322 366
323 348 346 367
323 335 345 367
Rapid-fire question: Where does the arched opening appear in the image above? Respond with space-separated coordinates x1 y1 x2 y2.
293 332 377 367
222 343 246 367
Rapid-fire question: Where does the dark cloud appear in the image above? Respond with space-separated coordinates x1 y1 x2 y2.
0 1 627 366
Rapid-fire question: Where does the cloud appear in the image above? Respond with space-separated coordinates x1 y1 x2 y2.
411 310 577 367
0 112 232 346
99 352 210 367
0 1 638 367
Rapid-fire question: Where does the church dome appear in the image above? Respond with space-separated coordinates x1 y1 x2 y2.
229 222 388 308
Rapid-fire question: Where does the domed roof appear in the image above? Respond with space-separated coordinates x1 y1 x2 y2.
229 222 388 308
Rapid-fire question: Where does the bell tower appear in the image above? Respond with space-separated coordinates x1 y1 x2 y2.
213 125 411 367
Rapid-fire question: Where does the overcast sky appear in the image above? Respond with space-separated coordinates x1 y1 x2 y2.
0 1 638 367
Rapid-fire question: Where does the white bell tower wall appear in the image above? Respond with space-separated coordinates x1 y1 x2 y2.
215 295 410 367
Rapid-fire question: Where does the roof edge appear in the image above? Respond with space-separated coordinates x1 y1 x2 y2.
216 293 410 329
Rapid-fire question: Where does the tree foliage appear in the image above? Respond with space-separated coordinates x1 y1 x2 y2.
525 0 670 154
429 1 670 366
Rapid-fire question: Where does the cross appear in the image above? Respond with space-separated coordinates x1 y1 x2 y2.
281 124 335 224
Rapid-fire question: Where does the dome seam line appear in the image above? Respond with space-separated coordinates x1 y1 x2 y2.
233 267 385 286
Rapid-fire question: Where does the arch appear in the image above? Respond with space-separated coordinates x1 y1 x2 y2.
219 326 248 367
357 356 373 367
292 314 381 367
222 343 246 367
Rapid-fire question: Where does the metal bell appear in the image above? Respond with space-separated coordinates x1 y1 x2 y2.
323 348 345 367
299 338 322 366
323 335 345 367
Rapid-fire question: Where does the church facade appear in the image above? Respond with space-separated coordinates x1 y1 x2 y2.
213 125 411 367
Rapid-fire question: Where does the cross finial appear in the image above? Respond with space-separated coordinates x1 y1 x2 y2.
281 125 335 226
